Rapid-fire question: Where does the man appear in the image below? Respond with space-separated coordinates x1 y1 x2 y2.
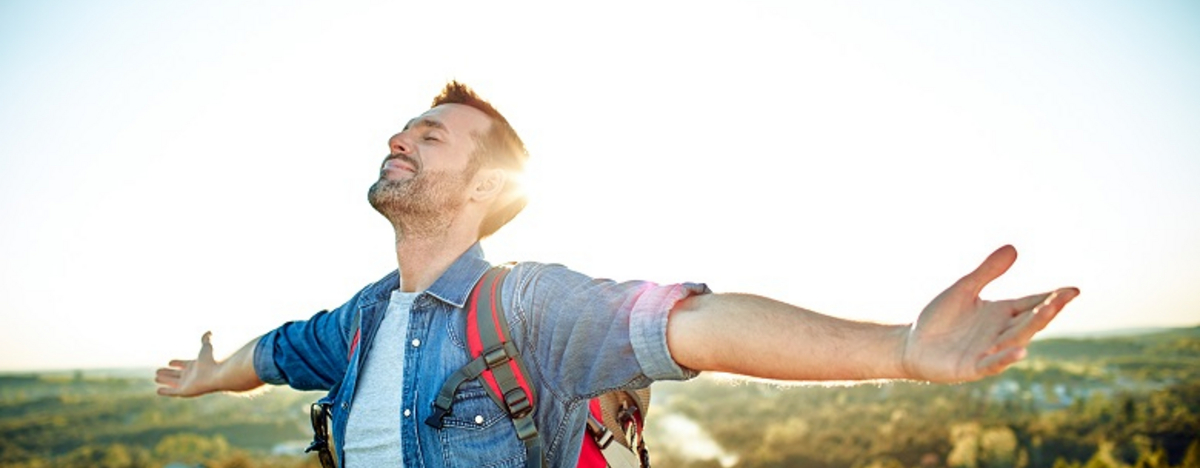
155 82 1079 467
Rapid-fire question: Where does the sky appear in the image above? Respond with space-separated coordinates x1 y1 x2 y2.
1 1 1198 372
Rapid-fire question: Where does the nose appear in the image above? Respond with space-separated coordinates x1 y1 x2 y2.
388 132 413 155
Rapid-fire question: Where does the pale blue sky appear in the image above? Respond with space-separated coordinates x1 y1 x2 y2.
1 1 1198 371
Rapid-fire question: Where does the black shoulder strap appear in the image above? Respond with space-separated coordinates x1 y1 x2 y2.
426 267 545 468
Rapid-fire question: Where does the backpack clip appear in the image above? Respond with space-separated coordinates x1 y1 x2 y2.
484 345 513 368
425 403 451 430
504 387 534 420
593 426 615 449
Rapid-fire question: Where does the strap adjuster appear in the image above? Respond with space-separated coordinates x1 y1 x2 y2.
304 438 327 454
504 387 533 419
484 346 512 367
594 426 615 449
618 405 639 426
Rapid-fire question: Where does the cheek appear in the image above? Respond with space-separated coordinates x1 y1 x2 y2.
433 149 478 176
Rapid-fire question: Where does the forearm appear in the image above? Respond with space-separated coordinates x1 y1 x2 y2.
666 293 912 381
212 338 267 393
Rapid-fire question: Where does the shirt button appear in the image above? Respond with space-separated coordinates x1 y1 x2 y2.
340 403 348 410
403 409 411 417
411 339 421 348
474 415 484 425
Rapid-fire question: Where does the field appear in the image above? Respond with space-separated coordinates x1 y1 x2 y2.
2 327 1198 468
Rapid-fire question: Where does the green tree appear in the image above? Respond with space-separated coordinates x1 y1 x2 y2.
154 433 231 465
979 426 1019 468
1052 457 1082 468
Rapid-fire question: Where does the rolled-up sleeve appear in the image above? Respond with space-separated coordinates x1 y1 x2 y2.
510 263 710 400
252 304 358 391
253 331 287 385
629 282 710 381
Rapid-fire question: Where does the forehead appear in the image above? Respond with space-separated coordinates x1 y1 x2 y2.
408 103 492 137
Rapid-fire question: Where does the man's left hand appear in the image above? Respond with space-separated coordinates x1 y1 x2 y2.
901 245 1080 383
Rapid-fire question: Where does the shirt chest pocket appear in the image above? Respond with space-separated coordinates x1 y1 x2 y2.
436 382 526 468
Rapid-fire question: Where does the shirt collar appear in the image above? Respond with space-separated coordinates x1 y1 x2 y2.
423 242 492 309
363 243 492 309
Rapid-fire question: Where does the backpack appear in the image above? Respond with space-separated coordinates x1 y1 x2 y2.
310 266 651 468
425 266 651 468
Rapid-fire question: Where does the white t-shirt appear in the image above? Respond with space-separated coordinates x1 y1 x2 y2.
343 290 421 467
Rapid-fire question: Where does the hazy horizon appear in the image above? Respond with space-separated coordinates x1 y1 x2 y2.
1 324 1196 374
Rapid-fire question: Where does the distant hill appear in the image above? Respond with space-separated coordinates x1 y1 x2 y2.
1029 325 1200 362
1039 324 1200 339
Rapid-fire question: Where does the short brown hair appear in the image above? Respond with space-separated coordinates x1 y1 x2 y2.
431 81 529 238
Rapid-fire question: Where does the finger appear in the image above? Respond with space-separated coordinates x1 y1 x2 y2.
1002 291 1056 316
168 359 193 369
1027 287 1079 332
994 308 1040 351
155 368 180 386
1005 290 1059 330
200 331 215 362
956 245 1018 296
157 386 181 397
1014 286 1080 312
994 288 1080 350
976 347 1027 377
977 347 1027 376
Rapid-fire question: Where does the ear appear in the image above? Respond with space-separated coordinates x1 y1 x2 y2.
470 168 507 203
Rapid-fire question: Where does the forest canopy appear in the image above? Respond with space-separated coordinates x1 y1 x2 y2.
2 327 1197 468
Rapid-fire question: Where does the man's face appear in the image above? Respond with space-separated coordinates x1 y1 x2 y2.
368 104 492 229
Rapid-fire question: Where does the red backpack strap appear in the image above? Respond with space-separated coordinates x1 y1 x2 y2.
425 267 545 468
578 400 610 467
347 328 361 362
466 268 538 419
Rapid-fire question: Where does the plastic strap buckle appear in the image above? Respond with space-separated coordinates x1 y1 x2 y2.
484 345 511 368
504 387 533 419
425 403 450 429
618 405 639 427
594 426 615 449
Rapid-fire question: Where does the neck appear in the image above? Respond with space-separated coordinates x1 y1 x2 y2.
391 222 478 293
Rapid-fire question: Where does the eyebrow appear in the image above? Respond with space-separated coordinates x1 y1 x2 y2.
403 117 448 132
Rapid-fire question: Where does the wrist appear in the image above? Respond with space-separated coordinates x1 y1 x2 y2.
892 323 917 380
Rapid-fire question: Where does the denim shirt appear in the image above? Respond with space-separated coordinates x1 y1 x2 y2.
253 244 708 468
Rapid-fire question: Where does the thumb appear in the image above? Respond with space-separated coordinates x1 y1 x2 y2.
957 245 1018 296
199 331 215 363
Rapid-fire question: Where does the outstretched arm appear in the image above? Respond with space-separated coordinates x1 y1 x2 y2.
665 245 1079 383
155 332 265 397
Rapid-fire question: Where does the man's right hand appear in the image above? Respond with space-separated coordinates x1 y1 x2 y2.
156 332 264 397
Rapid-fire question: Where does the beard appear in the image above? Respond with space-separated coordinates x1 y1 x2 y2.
368 165 475 236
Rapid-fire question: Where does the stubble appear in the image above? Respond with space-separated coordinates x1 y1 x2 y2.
368 166 475 238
